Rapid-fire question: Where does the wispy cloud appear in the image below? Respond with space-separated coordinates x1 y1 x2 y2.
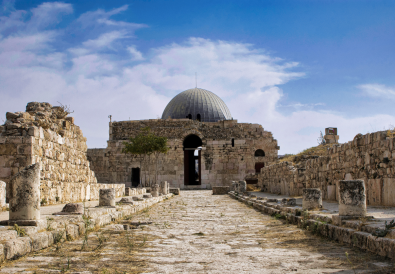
358 83 395 99
0 2 394 153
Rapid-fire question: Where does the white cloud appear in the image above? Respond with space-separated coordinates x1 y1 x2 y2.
127 46 144 61
358 83 395 99
0 2 394 154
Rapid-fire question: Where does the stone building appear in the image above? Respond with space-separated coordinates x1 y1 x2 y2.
88 88 280 189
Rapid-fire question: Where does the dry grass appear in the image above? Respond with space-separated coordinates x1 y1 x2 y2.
279 143 333 165
246 184 260 192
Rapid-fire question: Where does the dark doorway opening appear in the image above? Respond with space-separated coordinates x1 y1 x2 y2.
197 114 201 121
255 162 265 174
183 134 202 185
246 179 258 184
186 114 192 119
131 168 140 187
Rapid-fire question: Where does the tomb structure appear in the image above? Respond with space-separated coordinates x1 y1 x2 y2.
88 88 279 189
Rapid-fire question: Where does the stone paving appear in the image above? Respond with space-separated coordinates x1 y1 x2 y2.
1 190 395 273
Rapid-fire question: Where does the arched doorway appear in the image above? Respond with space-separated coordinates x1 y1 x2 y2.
183 134 202 185
131 168 140 187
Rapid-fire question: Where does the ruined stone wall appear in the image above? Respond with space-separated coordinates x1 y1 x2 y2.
88 118 279 189
259 131 395 206
0 102 124 204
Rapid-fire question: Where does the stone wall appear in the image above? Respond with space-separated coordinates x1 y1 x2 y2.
259 131 395 206
0 102 124 204
88 118 279 189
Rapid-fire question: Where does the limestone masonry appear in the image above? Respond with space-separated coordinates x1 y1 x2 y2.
258 130 395 206
88 118 279 189
0 102 124 205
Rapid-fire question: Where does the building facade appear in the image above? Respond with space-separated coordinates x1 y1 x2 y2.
88 88 279 189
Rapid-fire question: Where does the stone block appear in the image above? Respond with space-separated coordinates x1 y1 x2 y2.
366 179 381 206
0 168 11 178
302 188 322 210
212 186 229 195
99 188 115 207
0 230 17 242
0 181 5 207
119 197 134 204
339 180 366 216
383 178 395 206
367 235 381 254
4 237 32 260
169 188 180 195
352 231 369 250
30 232 49 251
238 181 246 193
327 185 336 201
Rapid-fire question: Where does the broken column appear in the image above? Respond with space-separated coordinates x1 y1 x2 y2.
99 188 115 207
339 180 367 216
9 163 41 225
302 188 322 210
160 181 168 195
0 181 6 208
151 184 159 197
238 181 246 193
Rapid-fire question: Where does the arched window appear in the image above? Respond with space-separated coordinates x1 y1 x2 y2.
197 114 201 121
254 149 265 157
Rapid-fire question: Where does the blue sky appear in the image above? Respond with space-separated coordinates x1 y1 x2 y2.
1 0 394 153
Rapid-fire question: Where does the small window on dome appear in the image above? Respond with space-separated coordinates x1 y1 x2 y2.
254 149 265 157
197 114 201 121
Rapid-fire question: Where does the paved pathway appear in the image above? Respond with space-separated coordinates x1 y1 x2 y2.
1 191 394 273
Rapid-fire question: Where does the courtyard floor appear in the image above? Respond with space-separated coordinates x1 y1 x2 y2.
1 190 395 273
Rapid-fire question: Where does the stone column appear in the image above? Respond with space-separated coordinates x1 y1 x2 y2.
0 181 6 208
160 181 168 195
302 188 322 210
99 188 115 207
9 163 41 223
339 180 366 216
238 181 247 193
151 184 159 197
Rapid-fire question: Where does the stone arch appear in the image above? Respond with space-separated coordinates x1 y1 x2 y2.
254 149 265 157
183 134 203 186
181 130 205 143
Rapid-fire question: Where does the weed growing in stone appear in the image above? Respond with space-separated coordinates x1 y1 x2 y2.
125 231 147 253
345 252 357 274
95 232 108 250
11 224 26 237
273 213 286 220
46 218 54 231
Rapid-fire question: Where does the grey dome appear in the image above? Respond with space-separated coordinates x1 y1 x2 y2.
161 88 232 122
